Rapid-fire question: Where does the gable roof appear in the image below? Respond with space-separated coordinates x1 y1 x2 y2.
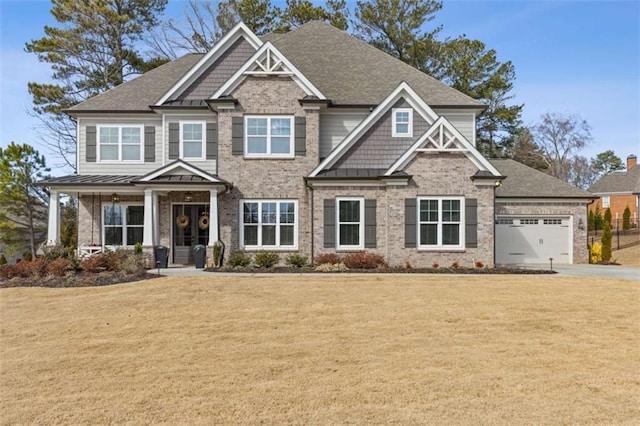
134 159 228 184
66 21 484 113
491 159 595 199
588 166 640 194
265 21 483 107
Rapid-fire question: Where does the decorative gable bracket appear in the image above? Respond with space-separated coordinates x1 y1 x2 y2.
415 120 469 153
245 48 291 75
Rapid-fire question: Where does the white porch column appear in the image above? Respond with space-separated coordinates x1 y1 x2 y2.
47 190 60 245
208 189 219 245
143 188 154 246
152 191 159 245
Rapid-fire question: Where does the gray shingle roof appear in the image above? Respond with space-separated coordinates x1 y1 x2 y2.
66 21 482 112
66 54 202 113
491 159 595 199
588 166 640 194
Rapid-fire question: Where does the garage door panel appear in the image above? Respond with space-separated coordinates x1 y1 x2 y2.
496 217 571 264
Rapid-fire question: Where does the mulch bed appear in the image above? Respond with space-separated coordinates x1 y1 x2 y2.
205 266 556 274
0 271 160 289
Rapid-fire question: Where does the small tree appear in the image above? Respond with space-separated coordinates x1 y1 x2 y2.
588 209 595 232
604 208 612 228
601 220 612 262
593 206 603 231
60 197 78 249
622 206 631 230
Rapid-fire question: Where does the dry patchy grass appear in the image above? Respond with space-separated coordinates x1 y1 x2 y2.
613 244 640 267
1 275 639 425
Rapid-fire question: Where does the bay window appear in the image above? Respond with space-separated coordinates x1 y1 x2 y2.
418 197 464 249
98 125 143 161
245 116 293 157
240 200 297 248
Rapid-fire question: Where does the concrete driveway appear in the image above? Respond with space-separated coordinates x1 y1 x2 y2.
519 264 640 281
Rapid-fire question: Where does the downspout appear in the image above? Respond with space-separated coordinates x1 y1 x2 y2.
305 178 314 263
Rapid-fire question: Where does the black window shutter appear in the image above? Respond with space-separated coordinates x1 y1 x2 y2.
86 126 96 162
405 198 417 248
168 122 179 159
232 116 243 155
324 199 336 248
465 198 478 248
144 126 155 162
364 199 377 248
206 122 218 160
295 116 306 156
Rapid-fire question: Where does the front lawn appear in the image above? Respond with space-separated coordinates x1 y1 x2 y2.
1 275 638 424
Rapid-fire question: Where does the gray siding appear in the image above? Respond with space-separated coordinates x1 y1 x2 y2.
334 99 432 170
319 110 368 159
432 110 475 146
179 38 255 100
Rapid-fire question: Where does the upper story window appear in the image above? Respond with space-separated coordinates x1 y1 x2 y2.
602 196 610 208
392 108 413 137
337 197 364 250
98 125 143 162
418 197 464 249
180 121 205 160
245 116 294 157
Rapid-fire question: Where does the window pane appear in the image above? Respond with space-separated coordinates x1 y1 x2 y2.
271 137 291 154
122 127 140 144
243 203 258 224
122 145 140 161
419 200 438 222
420 224 437 245
105 227 123 245
280 203 295 223
183 141 202 158
262 203 277 224
127 206 144 226
280 225 294 246
126 227 143 246
442 200 460 222
442 224 460 245
396 123 409 134
247 118 267 136
262 225 276 245
396 111 409 122
244 225 258 246
100 127 118 144
183 123 202 140
271 118 291 136
339 200 360 222
339 224 360 246
100 145 118 161
247 137 267 154
104 205 122 225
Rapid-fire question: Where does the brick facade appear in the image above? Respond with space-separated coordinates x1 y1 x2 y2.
589 194 639 226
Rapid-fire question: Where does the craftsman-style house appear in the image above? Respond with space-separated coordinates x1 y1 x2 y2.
41 21 594 266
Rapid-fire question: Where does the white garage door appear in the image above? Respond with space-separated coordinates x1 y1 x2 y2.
496 217 571 264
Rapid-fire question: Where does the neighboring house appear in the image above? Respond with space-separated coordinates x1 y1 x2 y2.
588 155 640 227
39 21 594 266
0 211 47 264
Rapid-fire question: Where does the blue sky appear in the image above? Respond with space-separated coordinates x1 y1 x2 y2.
1 0 638 173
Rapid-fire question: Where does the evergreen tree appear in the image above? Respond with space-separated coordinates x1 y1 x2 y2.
622 206 631 231
601 220 612 262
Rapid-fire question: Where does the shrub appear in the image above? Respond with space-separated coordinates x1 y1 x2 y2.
432 262 439 269
0 259 46 278
133 242 143 255
623 206 631 230
254 252 279 268
587 209 595 232
120 255 146 275
46 258 72 277
228 251 251 268
405 261 412 269
0 254 6 266
475 261 484 268
212 242 222 267
314 253 341 265
601 221 612 262
42 244 72 261
342 252 386 269
590 241 603 264
81 250 128 273
286 253 308 268
594 206 603 230
23 251 33 262
314 262 348 272
451 261 460 269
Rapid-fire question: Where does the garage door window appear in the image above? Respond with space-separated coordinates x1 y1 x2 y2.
520 219 538 225
418 197 464 249
544 219 562 225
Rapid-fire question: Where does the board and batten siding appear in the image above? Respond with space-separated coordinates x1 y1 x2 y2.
162 113 218 175
78 116 163 175
432 110 476 146
319 110 369 159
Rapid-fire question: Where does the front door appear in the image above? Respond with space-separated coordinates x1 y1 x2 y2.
173 204 209 264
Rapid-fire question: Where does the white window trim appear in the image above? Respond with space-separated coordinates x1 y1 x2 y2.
244 115 295 158
239 199 298 250
602 195 610 208
336 197 365 250
417 196 465 250
179 121 206 161
392 108 413 137
101 203 144 248
96 125 144 163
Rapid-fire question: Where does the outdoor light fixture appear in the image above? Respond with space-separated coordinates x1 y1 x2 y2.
494 180 502 187
578 218 585 230
184 192 193 202
111 193 120 203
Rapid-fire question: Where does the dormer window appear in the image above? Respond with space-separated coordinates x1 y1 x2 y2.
392 108 413 137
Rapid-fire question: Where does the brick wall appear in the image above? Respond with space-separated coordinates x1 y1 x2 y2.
589 194 638 225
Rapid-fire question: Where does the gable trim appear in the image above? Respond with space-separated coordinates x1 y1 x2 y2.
385 116 502 177
154 22 262 106
308 82 439 177
212 42 326 100
135 159 224 183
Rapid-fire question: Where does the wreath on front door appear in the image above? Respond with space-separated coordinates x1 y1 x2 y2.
176 213 190 228
199 212 210 230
